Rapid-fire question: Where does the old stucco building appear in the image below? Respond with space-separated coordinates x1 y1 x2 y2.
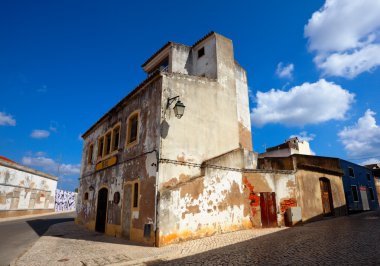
0 156 57 218
77 32 347 247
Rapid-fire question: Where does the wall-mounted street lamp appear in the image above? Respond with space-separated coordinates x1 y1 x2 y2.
167 96 185 119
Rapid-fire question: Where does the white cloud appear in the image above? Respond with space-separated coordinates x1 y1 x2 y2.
338 109 380 158
30 129 50 139
276 62 294 79
0 112 16 126
305 0 380 78
290 131 316 142
251 79 355 127
361 158 380 166
22 155 81 176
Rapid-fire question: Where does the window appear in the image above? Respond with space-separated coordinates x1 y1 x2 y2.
97 137 104 158
113 192 120 204
84 192 89 201
348 167 355 177
368 187 375 201
104 132 112 156
133 182 139 208
112 126 120 152
367 173 371 181
198 47 205 58
351 185 359 202
127 112 139 145
87 144 94 164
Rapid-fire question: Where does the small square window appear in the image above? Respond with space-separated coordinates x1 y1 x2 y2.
198 47 205 58
348 167 355 177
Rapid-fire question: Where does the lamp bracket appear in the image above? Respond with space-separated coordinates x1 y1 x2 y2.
166 96 180 109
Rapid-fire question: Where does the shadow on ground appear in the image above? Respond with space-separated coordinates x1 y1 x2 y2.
146 211 380 265
27 217 74 236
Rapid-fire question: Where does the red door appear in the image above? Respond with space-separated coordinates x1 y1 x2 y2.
260 192 278 228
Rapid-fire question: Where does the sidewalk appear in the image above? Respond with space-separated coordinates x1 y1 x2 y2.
0 210 75 223
13 222 286 266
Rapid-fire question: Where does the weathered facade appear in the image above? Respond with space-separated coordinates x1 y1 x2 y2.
255 155 347 225
0 156 58 218
340 160 379 212
77 32 256 246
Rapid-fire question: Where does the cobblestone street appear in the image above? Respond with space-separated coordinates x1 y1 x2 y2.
151 211 380 266
14 210 380 266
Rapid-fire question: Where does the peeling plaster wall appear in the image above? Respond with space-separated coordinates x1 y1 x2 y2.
235 62 252 151
77 78 161 245
0 164 57 215
170 44 192 75
158 166 249 246
191 36 217 79
296 170 346 222
242 171 297 227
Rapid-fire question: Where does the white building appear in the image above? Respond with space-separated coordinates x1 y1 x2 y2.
0 156 58 218
259 137 312 158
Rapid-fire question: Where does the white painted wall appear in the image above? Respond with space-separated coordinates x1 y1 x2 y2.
0 164 57 211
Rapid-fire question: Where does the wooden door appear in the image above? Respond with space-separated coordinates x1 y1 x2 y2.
260 192 278 228
320 178 334 216
95 188 108 233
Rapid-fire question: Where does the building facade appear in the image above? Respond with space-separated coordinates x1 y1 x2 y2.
341 160 379 212
259 137 312 158
0 156 58 218
76 32 256 246
254 155 347 226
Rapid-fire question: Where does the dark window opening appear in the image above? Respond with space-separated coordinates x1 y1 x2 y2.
348 167 355 177
198 47 205 58
351 186 359 202
104 133 112 155
112 126 120 151
128 114 138 144
98 137 104 158
367 173 371 181
144 224 152 239
88 144 94 164
369 187 375 201
84 192 89 201
133 182 139 208
113 192 120 204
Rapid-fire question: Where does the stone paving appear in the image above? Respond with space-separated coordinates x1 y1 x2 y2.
14 210 380 266
151 211 380 265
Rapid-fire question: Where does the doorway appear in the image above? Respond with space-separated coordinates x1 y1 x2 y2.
260 192 278 228
319 178 334 216
95 187 108 233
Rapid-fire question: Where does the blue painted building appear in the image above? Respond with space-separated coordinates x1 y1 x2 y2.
340 160 379 213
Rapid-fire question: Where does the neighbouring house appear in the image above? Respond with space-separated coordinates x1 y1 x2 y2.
259 137 312 158
0 156 58 218
339 160 378 213
76 32 256 246
364 163 380 207
253 154 347 226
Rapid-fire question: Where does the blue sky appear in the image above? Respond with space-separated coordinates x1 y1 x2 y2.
1 0 380 191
